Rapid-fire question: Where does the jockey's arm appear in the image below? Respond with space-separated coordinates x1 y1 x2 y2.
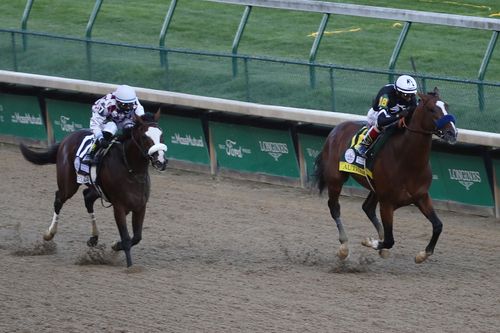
376 109 402 128
90 107 107 140
134 100 145 117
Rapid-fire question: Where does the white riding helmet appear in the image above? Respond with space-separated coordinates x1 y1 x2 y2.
395 75 418 94
114 85 137 112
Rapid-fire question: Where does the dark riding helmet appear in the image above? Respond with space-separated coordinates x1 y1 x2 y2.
114 85 137 113
395 75 418 101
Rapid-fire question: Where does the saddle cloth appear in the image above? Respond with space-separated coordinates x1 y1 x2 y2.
74 134 95 184
339 127 374 179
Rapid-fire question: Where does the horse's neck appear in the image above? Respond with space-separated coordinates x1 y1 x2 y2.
400 118 433 167
123 138 149 173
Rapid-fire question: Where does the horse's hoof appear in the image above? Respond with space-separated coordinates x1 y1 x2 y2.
362 237 380 250
415 251 430 264
379 249 390 259
111 241 122 252
337 243 349 260
87 236 98 247
43 232 54 241
361 237 372 247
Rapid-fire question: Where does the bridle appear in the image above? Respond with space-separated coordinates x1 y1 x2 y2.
403 97 456 138
123 122 167 173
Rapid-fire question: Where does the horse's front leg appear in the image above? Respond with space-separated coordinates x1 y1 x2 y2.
414 193 443 264
131 207 146 247
111 206 133 267
83 188 100 247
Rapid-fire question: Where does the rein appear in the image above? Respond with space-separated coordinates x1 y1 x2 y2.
121 122 158 174
403 120 436 135
401 100 455 136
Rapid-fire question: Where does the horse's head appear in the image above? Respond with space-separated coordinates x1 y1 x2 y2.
132 110 168 171
413 87 458 144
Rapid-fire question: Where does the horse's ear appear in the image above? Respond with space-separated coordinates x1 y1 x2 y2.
433 87 440 96
418 92 426 100
134 112 144 125
154 109 161 122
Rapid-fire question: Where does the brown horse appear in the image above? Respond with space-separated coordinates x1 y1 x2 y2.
20 110 168 267
313 88 457 263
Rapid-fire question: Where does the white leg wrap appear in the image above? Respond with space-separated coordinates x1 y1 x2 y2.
370 239 380 250
89 213 99 237
48 213 59 235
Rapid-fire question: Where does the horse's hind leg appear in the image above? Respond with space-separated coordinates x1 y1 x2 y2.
327 183 349 260
414 193 443 264
361 191 384 245
83 188 100 247
44 184 79 241
44 164 80 241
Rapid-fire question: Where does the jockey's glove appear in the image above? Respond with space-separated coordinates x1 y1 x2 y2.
99 131 113 148
99 138 110 148
398 108 409 118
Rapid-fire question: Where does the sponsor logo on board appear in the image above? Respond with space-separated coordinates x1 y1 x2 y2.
218 139 251 158
306 147 320 159
10 113 43 125
55 116 84 132
258 141 289 161
447 168 481 190
171 133 205 147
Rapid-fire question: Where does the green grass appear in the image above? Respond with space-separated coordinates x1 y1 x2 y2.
1 0 500 132
2 0 500 76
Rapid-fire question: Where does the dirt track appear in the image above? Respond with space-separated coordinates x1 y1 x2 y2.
1 143 499 333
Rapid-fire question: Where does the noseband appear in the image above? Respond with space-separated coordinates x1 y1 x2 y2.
130 123 166 160
121 123 167 173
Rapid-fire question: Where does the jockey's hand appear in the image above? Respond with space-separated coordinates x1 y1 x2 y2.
398 107 409 118
98 137 110 148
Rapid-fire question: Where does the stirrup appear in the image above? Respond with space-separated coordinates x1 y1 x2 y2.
356 144 369 156
91 153 100 165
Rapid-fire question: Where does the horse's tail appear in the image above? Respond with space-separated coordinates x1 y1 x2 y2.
20 142 59 165
312 152 327 195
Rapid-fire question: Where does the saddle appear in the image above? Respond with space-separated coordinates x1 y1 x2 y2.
339 125 397 178
75 136 114 185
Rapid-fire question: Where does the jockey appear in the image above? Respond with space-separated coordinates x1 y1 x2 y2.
355 74 418 156
87 85 145 163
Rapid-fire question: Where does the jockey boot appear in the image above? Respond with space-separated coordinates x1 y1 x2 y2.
90 132 113 164
356 127 379 156
87 141 100 164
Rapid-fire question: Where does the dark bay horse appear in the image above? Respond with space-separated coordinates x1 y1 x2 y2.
313 88 457 263
20 111 168 267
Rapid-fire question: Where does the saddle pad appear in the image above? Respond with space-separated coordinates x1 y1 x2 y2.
338 127 373 179
74 134 94 184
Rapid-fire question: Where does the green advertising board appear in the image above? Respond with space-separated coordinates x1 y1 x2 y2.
429 151 493 207
159 114 209 165
0 93 46 141
493 158 500 216
210 121 299 178
297 133 324 181
46 99 89 142
297 132 363 189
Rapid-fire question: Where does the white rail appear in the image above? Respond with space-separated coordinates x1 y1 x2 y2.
1 70 499 147
207 0 500 31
